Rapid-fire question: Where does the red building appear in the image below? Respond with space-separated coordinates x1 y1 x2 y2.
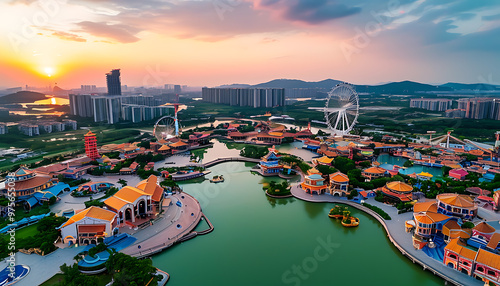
84 130 99 160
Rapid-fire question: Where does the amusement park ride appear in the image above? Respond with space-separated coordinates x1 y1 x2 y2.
311 83 360 135
153 96 182 140
427 130 500 165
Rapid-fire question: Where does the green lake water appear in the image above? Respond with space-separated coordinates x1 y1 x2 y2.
152 162 444 286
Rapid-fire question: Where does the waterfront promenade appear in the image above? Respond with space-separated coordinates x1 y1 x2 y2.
120 192 203 258
290 185 484 286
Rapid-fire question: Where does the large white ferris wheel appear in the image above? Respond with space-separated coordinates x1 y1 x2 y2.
323 83 359 135
153 115 181 141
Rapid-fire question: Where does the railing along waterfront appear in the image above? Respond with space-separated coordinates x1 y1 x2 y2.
331 200 465 286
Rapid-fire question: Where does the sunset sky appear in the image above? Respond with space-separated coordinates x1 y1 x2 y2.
1 0 500 89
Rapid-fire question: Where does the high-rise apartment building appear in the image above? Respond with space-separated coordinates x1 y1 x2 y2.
69 94 94 117
457 98 500 120
92 96 122 124
106 69 121 95
202 88 285 108
174 85 182 94
410 98 452 111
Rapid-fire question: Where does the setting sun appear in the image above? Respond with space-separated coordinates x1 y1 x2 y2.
44 67 54 77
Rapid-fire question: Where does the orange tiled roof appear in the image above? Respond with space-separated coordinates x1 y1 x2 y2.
9 175 52 191
442 220 460 232
61 206 116 228
158 145 171 151
473 222 496 234
363 167 386 174
381 188 412 202
426 212 452 222
476 248 500 270
104 196 128 211
414 212 450 223
468 149 484 156
321 150 338 157
136 175 163 202
437 193 475 208
113 186 148 203
36 163 67 174
169 141 188 147
386 181 413 193
84 130 96 137
307 167 321 175
329 172 349 183
445 238 477 261
268 132 284 137
487 233 500 249
442 221 471 240
413 201 437 213
316 156 334 164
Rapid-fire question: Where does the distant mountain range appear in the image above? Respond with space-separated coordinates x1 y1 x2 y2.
218 79 500 94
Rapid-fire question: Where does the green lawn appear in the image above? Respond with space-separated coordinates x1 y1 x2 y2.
40 273 113 286
15 222 39 239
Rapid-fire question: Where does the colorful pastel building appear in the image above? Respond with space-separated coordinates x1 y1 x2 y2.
104 175 164 224
362 167 387 181
443 238 477 276
444 238 500 285
301 173 328 195
449 168 468 181
417 172 433 181
437 193 478 219
60 206 118 245
328 172 349 196
468 222 497 249
409 200 459 250
0 167 54 202
379 181 414 203
84 130 99 160
315 156 334 166
258 147 283 175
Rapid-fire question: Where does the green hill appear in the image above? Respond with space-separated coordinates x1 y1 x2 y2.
0 91 47 104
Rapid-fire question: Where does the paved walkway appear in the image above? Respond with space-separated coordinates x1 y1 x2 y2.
120 192 202 258
0 246 83 286
290 185 483 286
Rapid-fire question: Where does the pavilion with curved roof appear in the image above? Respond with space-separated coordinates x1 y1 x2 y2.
300 174 328 195
380 181 414 203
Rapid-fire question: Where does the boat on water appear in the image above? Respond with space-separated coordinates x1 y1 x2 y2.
210 175 224 183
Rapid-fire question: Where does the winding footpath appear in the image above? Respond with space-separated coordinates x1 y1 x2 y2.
290 185 483 286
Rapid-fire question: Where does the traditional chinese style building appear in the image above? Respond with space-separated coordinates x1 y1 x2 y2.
84 130 99 160
314 156 334 166
379 181 414 203
328 172 349 196
449 168 468 181
362 166 387 181
169 140 189 153
258 147 283 175
301 173 328 195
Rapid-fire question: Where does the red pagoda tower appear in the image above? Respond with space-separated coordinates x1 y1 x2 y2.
84 130 99 160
